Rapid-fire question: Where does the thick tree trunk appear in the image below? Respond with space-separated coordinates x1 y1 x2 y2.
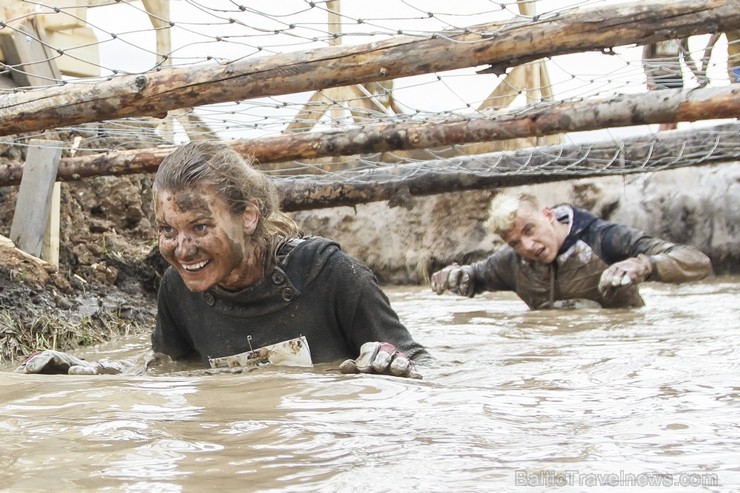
247 85 740 165
0 0 736 137
274 122 740 211
0 85 736 186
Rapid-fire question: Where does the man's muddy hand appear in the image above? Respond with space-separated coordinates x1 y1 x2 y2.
599 254 654 294
431 263 474 297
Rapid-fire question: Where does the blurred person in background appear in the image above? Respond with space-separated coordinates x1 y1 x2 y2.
431 192 711 310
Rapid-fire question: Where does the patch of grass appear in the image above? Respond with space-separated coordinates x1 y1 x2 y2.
0 308 149 366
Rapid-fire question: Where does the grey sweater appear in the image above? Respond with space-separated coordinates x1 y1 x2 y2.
153 236 428 365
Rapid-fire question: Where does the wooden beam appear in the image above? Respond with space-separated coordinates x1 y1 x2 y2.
326 0 341 47
0 84 736 186
142 0 172 66
246 85 740 163
0 0 736 136
9 140 64 257
275 122 740 211
0 18 61 87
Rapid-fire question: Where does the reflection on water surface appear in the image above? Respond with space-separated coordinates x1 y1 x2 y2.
0 278 738 492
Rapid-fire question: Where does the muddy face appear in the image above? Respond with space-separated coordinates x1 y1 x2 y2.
504 207 567 264
155 184 261 292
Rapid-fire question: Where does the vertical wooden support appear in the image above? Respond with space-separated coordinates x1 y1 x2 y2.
40 182 61 266
140 0 178 142
325 1 345 123
327 0 341 47
10 140 64 258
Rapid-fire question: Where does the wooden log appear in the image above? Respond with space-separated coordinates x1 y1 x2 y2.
0 0 736 136
275 122 740 211
0 84 737 186
241 85 740 162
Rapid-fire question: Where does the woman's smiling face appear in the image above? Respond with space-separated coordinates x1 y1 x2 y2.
155 184 260 292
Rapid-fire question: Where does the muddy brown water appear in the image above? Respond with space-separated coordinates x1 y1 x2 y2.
0 277 738 492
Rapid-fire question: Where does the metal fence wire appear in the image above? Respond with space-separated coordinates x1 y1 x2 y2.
0 0 738 205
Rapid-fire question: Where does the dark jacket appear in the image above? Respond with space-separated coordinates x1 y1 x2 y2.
152 236 428 365
470 206 711 309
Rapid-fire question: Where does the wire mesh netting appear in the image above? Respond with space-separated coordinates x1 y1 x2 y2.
0 0 738 203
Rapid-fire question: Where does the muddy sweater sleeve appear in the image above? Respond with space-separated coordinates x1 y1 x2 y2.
469 247 520 294
596 221 712 283
328 252 429 362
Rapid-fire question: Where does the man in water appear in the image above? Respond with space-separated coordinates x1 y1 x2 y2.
431 192 712 309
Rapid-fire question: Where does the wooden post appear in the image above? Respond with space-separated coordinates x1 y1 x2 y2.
10 140 64 258
40 183 61 266
41 135 79 266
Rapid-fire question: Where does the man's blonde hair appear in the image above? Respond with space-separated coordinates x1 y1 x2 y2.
485 192 541 238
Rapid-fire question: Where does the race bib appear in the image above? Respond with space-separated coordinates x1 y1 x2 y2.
208 336 313 369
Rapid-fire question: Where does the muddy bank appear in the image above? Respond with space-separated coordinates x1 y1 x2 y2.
292 162 740 283
0 174 159 364
0 243 156 364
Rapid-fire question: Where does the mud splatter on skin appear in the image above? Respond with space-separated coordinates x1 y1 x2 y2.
155 185 263 291
172 188 212 216
159 193 212 261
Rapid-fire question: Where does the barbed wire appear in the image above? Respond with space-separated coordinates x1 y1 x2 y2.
282 124 740 183
0 0 737 188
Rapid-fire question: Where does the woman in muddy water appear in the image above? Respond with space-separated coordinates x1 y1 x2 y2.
17 142 428 378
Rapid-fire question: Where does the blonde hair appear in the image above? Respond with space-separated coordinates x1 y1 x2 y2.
485 192 540 238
